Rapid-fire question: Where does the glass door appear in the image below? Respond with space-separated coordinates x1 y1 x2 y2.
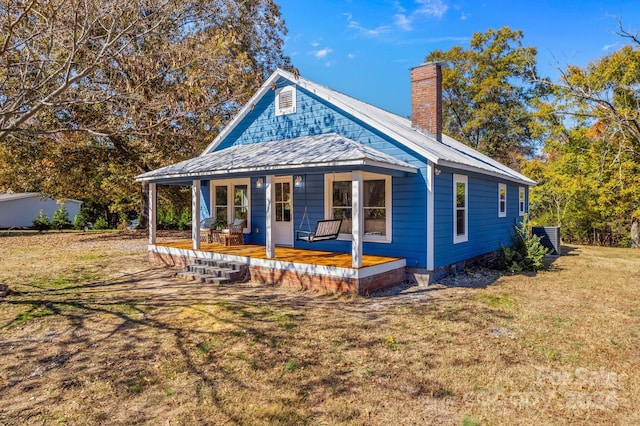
273 177 293 246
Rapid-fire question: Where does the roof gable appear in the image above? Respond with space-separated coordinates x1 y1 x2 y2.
203 69 535 186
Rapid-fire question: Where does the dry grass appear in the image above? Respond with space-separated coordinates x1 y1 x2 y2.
0 232 638 425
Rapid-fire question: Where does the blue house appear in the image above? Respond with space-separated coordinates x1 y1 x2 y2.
137 63 535 293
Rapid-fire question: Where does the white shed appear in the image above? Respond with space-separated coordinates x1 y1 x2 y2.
0 193 82 228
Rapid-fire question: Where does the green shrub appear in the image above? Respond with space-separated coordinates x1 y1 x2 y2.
158 207 178 230
32 210 51 232
93 216 109 230
74 209 91 230
494 214 549 273
178 208 191 231
51 206 73 231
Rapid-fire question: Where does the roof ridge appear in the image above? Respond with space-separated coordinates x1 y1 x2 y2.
200 68 535 186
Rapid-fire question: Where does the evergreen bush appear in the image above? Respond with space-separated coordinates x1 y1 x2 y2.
93 216 109 230
74 209 91 230
32 210 51 232
494 215 549 273
51 206 73 230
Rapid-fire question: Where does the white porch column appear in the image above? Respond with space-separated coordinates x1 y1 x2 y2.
352 170 363 268
192 180 201 250
149 182 157 245
265 175 275 258
426 162 435 270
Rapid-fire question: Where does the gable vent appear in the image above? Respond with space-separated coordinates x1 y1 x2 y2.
275 85 296 116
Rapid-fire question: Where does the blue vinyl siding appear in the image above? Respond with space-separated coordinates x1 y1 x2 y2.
289 173 428 267
200 180 211 220
247 177 266 245
433 167 523 268
212 76 430 267
202 75 530 271
216 78 423 167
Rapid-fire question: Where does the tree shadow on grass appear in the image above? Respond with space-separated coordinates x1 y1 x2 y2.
0 256 522 424
1 266 395 423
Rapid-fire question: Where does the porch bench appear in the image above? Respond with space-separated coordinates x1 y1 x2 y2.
296 219 342 242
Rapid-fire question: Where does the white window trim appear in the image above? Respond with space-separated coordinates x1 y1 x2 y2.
453 174 468 244
498 183 507 218
519 186 526 216
210 178 251 233
275 85 296 116
324 172 392 243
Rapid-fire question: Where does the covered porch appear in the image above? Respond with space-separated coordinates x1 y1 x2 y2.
137 133 418 293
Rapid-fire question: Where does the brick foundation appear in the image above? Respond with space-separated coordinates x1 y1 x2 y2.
149 249 406 295
250 265 406 295
150 250 191 268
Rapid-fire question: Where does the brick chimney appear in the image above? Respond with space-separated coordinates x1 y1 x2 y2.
410 62 443 141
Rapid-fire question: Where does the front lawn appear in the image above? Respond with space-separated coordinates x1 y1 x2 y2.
0 233 638 425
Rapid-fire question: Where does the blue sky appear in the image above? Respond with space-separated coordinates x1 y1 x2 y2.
278 0 640 117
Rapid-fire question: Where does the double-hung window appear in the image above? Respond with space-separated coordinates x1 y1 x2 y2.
519 186 526 216
498 183 507 218
453 174 468 243
325 172 391 243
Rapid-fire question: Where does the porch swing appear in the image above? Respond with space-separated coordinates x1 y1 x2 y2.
295 174 342 243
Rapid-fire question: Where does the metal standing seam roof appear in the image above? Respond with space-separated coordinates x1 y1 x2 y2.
201 69 536 186
136 133 418 182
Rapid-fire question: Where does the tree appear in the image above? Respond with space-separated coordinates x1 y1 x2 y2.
0 0 292 228
32 210 50 232
51 206 73 230
425 27 549 168
542 22 640 247
0 0 167 141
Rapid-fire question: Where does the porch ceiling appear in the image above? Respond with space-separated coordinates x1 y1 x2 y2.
136 133 418 184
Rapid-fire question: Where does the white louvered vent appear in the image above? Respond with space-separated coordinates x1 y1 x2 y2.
275 86 296 116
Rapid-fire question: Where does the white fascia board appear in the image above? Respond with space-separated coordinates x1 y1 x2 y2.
438 160 537 186
201 69 297 155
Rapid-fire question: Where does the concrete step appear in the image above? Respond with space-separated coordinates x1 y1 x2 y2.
193 259 247 271
179 259 248 285
176 271 231 285
185 265 246 280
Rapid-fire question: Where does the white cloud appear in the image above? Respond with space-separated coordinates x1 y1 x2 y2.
602 42 619 51
393 14 412 31
347 53 355 59
347 1 449 37
415 0 449 18
392 0 449 32
348 19 391 37
314 48 333 59
460 11 470 21
310 40 320 47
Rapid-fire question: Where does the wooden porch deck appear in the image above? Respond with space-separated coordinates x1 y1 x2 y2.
156 240 401 269
149 239 407 294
